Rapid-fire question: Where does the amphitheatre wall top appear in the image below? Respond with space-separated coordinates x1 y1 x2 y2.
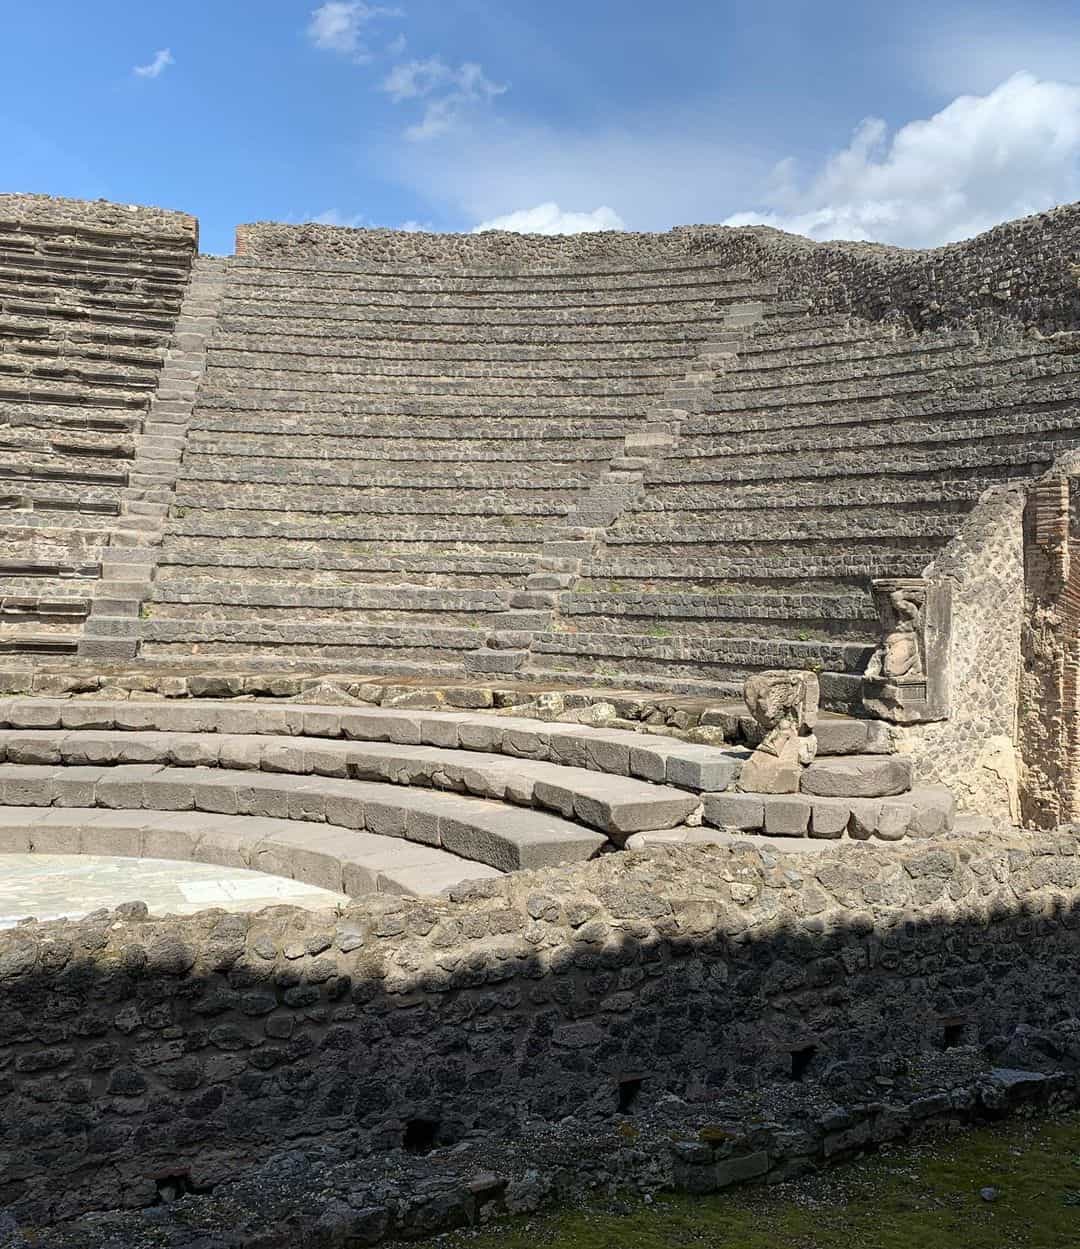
237 199 1080 332
0 191 198 244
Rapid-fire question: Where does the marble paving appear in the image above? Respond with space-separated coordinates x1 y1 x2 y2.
0 855 350 928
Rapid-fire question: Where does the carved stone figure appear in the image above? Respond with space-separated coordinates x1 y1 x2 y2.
865 584 925 682
738 669 820 794
863 577 951 724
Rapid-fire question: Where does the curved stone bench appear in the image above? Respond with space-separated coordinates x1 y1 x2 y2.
0 730 698 842
0 804 503 896
0 764 605 872
0 700 748 793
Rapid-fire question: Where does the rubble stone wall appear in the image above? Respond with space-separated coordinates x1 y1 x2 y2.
0 192 198 244
237 200 1080 332
4 835 1080 1225
896 485 1026 821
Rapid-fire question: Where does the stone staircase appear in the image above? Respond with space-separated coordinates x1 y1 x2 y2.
537 313 1080 703
0 195 196 657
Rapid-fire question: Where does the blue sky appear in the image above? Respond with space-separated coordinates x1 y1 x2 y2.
2 0 1079 254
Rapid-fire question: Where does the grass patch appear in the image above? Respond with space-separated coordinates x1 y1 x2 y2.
426 1113 1080 1249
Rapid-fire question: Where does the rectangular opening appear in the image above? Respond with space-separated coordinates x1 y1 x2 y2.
942 1021 966 1049
617 1076 643 1114
403 1117 440 1155
789 1045 817 1082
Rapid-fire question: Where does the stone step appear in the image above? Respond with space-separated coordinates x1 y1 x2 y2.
206 349 689 381
217 314 732 347
705 354 1075 419
634 472 1027 515
163 517 546 549
0 730 697 844
150 580 513 614
695 785 955 841
0 700 747 793
196 392 656 419
605 513 960 544
187 413 638 441
647 440 1060 487
0 632 79 655
220 288 773 322
668 407 1080 469
208 337 700 364
530 630 873 677
225 261 764 295
170 490 574 519
0 754 621 869
0 805 503 898
683 368 1080 441
800 753 914 798
579 553 930 589
719 339 1034 392
176 460 601 491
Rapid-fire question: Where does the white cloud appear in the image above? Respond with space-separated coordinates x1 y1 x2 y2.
307 2 402 60
723 73 1080 246
472 203 626 235
133 49 173 80
306 211 433 232
310 209 368 227
381 57 507 141
382 112 770 229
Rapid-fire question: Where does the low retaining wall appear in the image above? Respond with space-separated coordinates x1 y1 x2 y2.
4 831 1080 1230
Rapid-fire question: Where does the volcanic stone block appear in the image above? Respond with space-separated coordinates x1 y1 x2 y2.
702 792 764 831
666 747 746 793
907 786 957 836
762 796 812 836
809 797 852 839
814 719 872 756
801 755 914 798
877 801 916 840
848 799 882 840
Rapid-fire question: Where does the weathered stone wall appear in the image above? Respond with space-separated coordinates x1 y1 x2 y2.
0 192 198 245
895 485 1026 821
237 200 1080 332
4 834 1080 1226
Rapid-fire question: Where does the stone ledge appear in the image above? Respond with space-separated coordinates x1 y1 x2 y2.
0 730 698 842
0 804 502 897
0 764 605 873
0 699 748 793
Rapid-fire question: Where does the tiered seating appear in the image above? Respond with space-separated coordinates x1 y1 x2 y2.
0 197 195 653
538 312 1080 699
0 697 951 901
142 256 774 672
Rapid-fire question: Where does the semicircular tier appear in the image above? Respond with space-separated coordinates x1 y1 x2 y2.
0 699 955 896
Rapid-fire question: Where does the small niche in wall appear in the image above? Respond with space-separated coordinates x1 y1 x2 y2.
789 1045 817 1082
617 1076 644 1114
942 1021 966 1050
403 1118 440 1155
154 1173 198 1205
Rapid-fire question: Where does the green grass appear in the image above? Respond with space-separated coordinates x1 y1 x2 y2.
427 1113 1080 1249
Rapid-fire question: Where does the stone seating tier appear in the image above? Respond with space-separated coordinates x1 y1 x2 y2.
0 806 504 898
0 700 955 857
0 199 196 655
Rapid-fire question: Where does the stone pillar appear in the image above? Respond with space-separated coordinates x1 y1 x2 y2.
1018 474 1080 828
